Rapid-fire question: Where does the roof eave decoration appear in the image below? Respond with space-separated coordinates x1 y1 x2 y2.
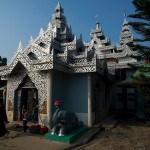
0 51 54 76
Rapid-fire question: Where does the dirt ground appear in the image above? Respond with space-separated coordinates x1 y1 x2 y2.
0 120 150 150
0 122 69 150
73 120 150 150
0 132 68 150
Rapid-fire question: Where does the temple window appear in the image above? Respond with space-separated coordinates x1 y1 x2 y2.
39 42 47 48
94 41 97 44
27 52 38 60
55 49 63 54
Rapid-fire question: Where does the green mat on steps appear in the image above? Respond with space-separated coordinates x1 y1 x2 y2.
44 126 87 144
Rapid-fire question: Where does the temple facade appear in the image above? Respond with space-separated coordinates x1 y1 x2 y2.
0 2 141 127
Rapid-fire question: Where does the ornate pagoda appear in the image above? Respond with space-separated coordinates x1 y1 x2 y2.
0 2 115 127
0 2 143 126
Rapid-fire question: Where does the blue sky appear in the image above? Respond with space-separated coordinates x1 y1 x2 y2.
0 0 135 63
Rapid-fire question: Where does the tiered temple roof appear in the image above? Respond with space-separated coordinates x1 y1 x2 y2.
88 15 140 72
0 3 141 77
0 2 106 77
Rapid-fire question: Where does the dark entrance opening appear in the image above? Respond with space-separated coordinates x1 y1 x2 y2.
14 88 38 122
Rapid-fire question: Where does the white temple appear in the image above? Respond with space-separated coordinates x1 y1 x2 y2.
0 2 141 127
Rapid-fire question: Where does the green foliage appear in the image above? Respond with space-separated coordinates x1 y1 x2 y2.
128 0 150 59
128 0 150 99
0 57 7 66
127 63 139 70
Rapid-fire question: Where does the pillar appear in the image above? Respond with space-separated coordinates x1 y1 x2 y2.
88 73 92 127
47 70 53 128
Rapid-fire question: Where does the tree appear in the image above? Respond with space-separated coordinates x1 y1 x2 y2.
0 56 7 66
128 0 150 99
128 0 150 60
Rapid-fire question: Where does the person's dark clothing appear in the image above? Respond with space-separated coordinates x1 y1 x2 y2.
23 120 28 132
22 111 28 132
0 103 8 137
0 120 8 137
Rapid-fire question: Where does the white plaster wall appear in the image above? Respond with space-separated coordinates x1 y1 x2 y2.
7 111 13 122
38 114 49 126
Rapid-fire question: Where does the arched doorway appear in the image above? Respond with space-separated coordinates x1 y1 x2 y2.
13 75 38 122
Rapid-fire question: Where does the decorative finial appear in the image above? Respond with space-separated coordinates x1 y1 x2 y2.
39 28 44 37
96 21 100 30
124 12 127 18
48 22 52 29
29 36 33 43
95 14 100 29
123 13 128 25
55 1 64 13
17 41 23 52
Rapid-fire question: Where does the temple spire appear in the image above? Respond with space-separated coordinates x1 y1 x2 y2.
120 13 133 45
90 21 104 40
55 1 63 13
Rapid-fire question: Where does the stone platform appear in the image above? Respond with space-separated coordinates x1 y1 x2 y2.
44 126 87 144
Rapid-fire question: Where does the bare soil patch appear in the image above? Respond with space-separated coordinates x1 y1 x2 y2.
73 120 150 150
